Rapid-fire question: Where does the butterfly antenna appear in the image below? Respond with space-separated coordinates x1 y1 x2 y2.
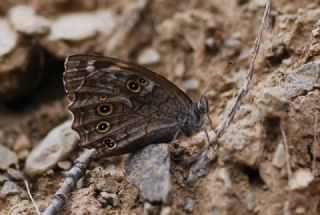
199 88 216 134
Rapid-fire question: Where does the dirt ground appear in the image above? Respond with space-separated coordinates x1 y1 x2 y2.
0 0 320 214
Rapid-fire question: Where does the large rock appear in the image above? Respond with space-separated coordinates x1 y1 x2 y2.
125 144 172 203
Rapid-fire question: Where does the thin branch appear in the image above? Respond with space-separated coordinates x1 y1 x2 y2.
42 149 97 215
215 0 271 142
24 179 41 215
281 124 292 179
312 112 319 175
187 0 271 183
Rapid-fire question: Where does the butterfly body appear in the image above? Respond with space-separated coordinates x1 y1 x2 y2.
63 54 208 157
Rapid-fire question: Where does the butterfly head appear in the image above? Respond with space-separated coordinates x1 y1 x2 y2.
180 96 209 137
195 96 209 115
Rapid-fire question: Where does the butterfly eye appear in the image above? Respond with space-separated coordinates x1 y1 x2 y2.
97 104 113 116
126 80 141 92
95 121 110 133
103 138 116 149
137 77 148 86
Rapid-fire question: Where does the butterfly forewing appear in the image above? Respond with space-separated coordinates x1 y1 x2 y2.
63 54 194 157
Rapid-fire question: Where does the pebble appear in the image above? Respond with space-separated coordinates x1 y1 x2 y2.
49 10 117 41
182 198 194 213
217 168 232 188
143 202 161 215
13 134 31 152
94 178 119 193
0 19 18 57
25 120 78 177
7 168 24 181
0 174 9 184
98 192 120 207
0 144 18 170
282 60 320 98
0 181 25 199
223 38 241 48
9 5 51 35
125 144 172 203
138 48 161 65
182 79 200 90
174 61 185 77
272 143 286 168
254 0 268 7
295 206 306 214
289 169 314 190
160 207 172 215
57 161 72 170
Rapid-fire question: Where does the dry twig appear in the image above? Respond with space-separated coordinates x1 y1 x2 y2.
281 124 292 179
187 0 271 183
312 113 319 175
24 179 41 215
42 149 96 215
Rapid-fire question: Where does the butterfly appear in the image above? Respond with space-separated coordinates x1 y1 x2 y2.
63 54 209 158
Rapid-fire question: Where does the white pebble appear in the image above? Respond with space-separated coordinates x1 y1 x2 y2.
0 145 18 170
182 79 200 90
49 10 117 41
0 19 18 56
174 61 185 77
289 169 314 190
272 143 286 168
9 5 50 35
138 48 161 65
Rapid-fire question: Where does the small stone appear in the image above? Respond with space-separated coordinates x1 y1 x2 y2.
98 192 120 207
13 134 31 152
295 206 306 214
174 61 185 77
254 0 268 7
143 202 161 215
7 168 24 180
138 48 161 65
57 161 72 170
272 143 286 168
9 5 51 35
217 168 232 188
25 120 78 177
0 181 24 198
246 192 256 211
282 61 320 98
125 144 171 203
49 10 117 41
94 178 119 193
160 207 171 215
18 150 30 160
0 144 18 170
182 79 200 90
0 174 9 184
312 26 320 37
0 19 18 56
289 169 314 190
182 198 194 213
223 38 241 48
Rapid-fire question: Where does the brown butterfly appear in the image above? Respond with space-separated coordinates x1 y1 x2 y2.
63 54 208 158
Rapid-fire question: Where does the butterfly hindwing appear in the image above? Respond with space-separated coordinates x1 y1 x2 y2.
64 54 192 157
